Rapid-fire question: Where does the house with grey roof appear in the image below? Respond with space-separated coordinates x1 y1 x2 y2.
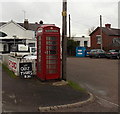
0 19 51 53
89 24 120 51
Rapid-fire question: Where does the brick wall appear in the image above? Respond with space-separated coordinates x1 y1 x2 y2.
90 28 120 51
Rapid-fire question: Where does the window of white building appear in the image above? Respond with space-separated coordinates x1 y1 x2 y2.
84 41 88 47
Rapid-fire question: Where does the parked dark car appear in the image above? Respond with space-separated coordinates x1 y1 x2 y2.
117 50 120 59
89 49 106 58
106 50 119 59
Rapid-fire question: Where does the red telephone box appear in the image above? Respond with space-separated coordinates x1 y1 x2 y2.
36 25 61 80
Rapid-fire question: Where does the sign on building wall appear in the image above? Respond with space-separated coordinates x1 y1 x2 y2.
19 62 32 79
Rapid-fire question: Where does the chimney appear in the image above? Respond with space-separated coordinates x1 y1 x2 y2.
24 19 29 30
39 20 43 25
105 24 111 29
35 22 38 24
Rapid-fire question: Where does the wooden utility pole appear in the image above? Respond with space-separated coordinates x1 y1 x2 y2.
100 15 103 50
69 14 71 39
62 0 67 81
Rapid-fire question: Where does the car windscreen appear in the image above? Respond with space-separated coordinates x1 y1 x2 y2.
98 50 104 52
90 50 97 52
109 50 119 52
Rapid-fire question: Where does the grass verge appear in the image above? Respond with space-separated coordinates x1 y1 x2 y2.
68 80 87 92
2 63 17 78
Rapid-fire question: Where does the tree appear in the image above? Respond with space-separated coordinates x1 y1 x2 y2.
67 39 79 56
88 26 96 35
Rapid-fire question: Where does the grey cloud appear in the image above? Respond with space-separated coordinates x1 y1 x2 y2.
0 1 118 36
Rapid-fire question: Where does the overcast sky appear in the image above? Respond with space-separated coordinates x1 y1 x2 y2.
0 0 119 36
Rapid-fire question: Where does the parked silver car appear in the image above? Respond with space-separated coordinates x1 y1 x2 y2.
89 49 106 58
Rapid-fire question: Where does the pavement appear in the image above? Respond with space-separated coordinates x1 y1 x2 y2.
2 65 94 112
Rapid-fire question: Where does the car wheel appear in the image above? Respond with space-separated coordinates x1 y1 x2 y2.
110 56 113 59
98 55 101 58
117 56 120 59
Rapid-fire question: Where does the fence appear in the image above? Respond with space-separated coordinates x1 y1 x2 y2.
2 55 36 76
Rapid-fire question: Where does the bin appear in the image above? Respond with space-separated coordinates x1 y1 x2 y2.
76 47 86 57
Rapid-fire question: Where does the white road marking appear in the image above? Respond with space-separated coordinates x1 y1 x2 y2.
96 96 119 107
82 83 119 108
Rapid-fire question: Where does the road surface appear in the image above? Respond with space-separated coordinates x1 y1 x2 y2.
55 57 119 112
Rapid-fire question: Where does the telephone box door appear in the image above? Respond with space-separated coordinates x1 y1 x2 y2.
45 35 60 80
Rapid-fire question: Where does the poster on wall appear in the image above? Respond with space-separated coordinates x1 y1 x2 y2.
9 59 17 73
19 62 33 79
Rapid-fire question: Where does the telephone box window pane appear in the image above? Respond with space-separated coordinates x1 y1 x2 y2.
39 42 41 45
38 36 41 40
52 46 57 50
47 70 57 74
37 50 41 56
46 41 57 45
47 65 57 69
47 50 57 55
46 37 57 40
46 55 57 59
38 63 41 72
38 58 41 62
37 49 41 53
47 60 57 64
49 65 57 69
37 35 41 73
38 47 41 50
47 65 49 69
40 50 41 53
51 50 56 54
38 41 41 45
47 46 57 50
38 36 41 45
37 36 41 56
